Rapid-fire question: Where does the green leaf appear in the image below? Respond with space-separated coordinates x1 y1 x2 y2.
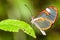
19 21 36 38
0 19 20 32
0 19 36 38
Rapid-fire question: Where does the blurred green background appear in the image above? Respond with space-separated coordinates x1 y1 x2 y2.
0 0 60 40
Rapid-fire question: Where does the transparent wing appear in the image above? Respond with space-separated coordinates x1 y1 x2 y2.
34 18 52 30
35 7 57 23
31 6 58 35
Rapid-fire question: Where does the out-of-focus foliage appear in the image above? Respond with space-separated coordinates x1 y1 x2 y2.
6 0 36 23
47 31 60 40
0 0 8 20
0 30 13 40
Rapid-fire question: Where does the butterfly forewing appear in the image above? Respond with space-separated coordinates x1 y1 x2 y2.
35 6 58 23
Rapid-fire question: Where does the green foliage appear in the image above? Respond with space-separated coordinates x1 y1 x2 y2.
47 31 60 40
0 1 8 20
6 0 36 22
0 19 36 38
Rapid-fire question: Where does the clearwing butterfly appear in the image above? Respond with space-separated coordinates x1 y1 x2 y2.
31 6 58 35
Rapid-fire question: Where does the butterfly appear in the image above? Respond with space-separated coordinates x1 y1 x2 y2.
31 6 58 35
